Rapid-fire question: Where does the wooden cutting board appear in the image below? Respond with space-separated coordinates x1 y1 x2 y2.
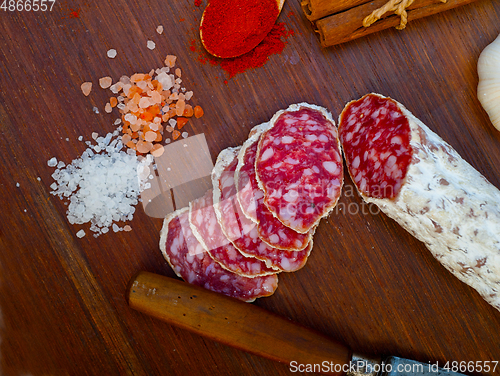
1 0 499 375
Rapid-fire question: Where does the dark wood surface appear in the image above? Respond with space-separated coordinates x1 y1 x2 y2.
1 0 500 375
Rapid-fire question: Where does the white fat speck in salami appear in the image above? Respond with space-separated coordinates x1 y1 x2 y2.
235 123 314 251
214 146 312 272
255 103 344 234
189 189 276 277
159 208 278 302
339 93 500 312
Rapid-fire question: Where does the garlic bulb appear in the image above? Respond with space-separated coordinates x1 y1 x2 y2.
478 32 500 131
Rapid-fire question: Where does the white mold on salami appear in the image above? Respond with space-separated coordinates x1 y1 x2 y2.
159 207 278 302
255 103 344 234
235 122 314 251
339 93 500 312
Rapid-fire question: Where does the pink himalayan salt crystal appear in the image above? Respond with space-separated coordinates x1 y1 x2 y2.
150 90 162 104
164 55 177 68
151 144 164 157
122 134 132 144
81 82 92 96
144 131 157 142
124 113 137 124
139 97 151 109
99 76 113 89
136 140 153 154
176 100 185 116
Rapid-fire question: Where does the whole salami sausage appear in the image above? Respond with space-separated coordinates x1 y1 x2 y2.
255 103 344 234
159 207 279 302
339 93 500 312
213 146 313 272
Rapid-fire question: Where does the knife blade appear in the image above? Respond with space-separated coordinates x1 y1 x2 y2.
126 271 466 376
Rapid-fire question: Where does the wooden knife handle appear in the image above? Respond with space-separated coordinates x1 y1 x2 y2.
127 271 352 375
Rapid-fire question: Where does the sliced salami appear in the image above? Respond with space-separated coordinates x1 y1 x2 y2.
339 94 412 199
255 103 344 234
189 189 277 277
159 208 279 302
339 93 500 312
235 123 270 224
211 146 246 242
213 146 313 272
235 123 314 251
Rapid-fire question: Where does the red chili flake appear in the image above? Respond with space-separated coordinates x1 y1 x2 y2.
194 0 202 6
189 39 196 52
179 18 185 22
69 8 80 18
198 55 208 65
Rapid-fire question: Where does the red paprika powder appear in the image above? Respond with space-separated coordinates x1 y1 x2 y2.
218 22 289 77
200 0 279 58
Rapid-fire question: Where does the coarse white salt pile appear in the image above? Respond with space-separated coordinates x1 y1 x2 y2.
48 130 153 237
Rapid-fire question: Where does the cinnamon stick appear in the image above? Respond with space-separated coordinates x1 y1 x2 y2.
301 0 372 22
314 0 481 47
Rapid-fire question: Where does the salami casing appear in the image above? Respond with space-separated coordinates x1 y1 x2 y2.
189 189 277 277
235 123 314 251
339 93 500 312
213 146 313 272
255 103 344 234
159 208 278 302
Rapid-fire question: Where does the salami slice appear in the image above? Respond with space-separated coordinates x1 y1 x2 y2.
339 93 500 312
159 208 279 302
255 103 344 233
189 189 277 277
235 123 270 224
213 146 313 272
235 123 314 251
